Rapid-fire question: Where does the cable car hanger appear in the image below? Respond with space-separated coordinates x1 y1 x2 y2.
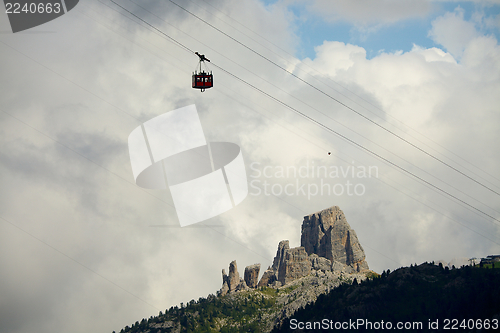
192 52 213 92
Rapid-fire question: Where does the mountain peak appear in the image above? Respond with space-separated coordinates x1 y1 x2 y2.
301 205 369 272
220 205 369 296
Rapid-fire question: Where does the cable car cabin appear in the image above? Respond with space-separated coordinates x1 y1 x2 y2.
192 71 213 92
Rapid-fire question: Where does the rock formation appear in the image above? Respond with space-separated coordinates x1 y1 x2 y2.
220 280 229 296
301 206 369 272
257 267 276 287
220 262 261 295
221 260 241 295
219 205 369 295
269 240 312 285
244 264 261 288
272 240 289 273
235 278 248 291
309 254 331 272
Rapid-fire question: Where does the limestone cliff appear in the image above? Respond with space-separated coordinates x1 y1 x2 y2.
220 205 369 295
244 264 261 288
301 206 369 272
221 260 244 296
272 241 311 285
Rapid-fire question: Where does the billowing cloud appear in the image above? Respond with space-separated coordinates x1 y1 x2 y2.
0 1 499 333
289 0 432 26
429 6 480 58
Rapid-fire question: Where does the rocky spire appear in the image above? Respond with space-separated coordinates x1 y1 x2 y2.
220 205 370 294
257 267 276 287
277 246 311 285
272 240 289 273
301 206 369 272
244 264 261 288
221 260 240 295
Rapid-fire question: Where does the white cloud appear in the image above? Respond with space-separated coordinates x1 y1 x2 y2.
1 1 499 332
290 9 500 268
411 44 457 63
428 6 480 58
288 0 432 26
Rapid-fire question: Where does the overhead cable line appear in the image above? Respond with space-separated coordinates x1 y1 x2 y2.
0 105 273 262
0 35 494 280
89 0 500 251
115 0 500 216
106 0 500 225
0 5 307 266
167 0 500 198
83 2 500 246
0 4 492 314
0 34 399 268
0 34 273 262
190 0 500 189
211 63 500 225
2 0 491 274
0 214 162 312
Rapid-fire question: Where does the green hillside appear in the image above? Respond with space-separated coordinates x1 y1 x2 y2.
116 263 500 333
273 263 500 332
115 270 368 333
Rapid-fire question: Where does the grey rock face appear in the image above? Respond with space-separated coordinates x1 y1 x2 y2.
343 264 355 274
272 240 289 273
309 254 332 272
301 206 369 272
258 267 277 287
270 241 312 285
244 264 261 288
220 205 370 295
221 261 262 294
219 281 229 296
222 260 240 293
228 260 240 291
280 247 312 285
271 280 282 288
331 260 345 272
235 278 249 291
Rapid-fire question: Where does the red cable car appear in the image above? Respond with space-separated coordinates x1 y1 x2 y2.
192 52 213 92
192 71 213 92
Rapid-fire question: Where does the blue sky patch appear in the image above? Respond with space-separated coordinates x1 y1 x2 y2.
261 0 500 60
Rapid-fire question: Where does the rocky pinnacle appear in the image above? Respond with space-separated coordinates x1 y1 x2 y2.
301 206 369 272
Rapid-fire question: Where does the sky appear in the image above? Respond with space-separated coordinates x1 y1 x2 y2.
0 0 499 332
